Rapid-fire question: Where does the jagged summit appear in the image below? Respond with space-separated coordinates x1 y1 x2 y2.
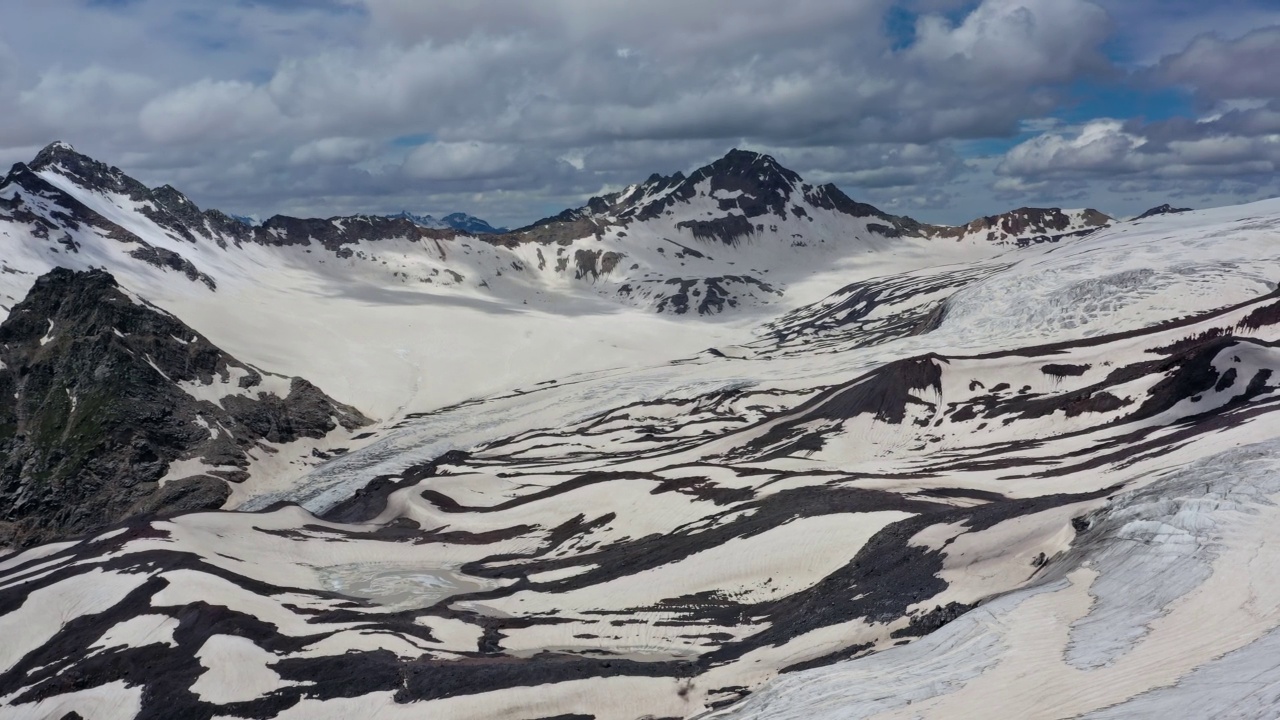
28 140 151 200
27 139 79 168
0 141 1125 318
520 147 900 240
1 144 251 264
680 148 801 191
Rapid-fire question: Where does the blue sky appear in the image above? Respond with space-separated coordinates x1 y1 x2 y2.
1 0 1279 226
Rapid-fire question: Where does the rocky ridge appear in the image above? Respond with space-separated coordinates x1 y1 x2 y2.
1135 203 1193 220
919 206 1114 246
2 142 1116 319
0 267 369 548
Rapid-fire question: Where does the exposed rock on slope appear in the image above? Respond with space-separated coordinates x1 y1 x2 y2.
0 268 369 548
2 143 1113 321
5 169 1280 717
920 206 1113 246
25 141 253 252
506 148 917 244
1135 203 1193 220
0 159 219 291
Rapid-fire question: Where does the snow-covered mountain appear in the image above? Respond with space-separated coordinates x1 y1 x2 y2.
1 143 1105 323
918 206 1113 246
389 211 509 234
5 141 1280 719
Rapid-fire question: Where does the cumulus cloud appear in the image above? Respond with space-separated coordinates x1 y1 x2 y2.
0 66 156 147
145 0 1112 152
140 79 284 144
1152 27 1280 102
2 0 1278 225
402 141 523 181
993 114 1280 214
1089 0 1280 64
289 136 378 165
999 120 1143 177
908 0 1111 84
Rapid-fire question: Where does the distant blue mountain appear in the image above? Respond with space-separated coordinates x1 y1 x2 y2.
440 212 509 234
390 211 508 234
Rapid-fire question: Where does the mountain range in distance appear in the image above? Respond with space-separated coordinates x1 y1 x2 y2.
1 142 1127 320
7 138 1273 720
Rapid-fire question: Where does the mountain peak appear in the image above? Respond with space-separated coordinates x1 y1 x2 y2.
27 140 154 202
700 148 798 183
719 147 776 163
30 140 94 172
440 212 509 234
521 147 897 240
390 211 508 234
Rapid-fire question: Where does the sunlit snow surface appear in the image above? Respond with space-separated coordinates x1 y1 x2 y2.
718 441 1280 719
5 191 1280 718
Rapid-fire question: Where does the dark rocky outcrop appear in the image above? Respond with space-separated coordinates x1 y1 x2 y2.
0 268 370 548
572 249 625 281
255 214 455 251
923 207 1113 247
676 215 756 245
1135 204 1192 220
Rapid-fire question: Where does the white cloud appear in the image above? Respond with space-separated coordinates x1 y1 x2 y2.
999 120 1144 176
1001 116 1280 179
289 136 377 165
2 66 156 146
402 141 521 181
908 0 1112 85
139 79 284 144
1154 26 1280 101
127 0 1115 155
2 0 1276 227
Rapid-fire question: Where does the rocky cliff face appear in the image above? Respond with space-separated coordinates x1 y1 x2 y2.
0 268 369 548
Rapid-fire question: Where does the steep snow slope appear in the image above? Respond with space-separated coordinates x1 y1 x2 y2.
4 195 1280 719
